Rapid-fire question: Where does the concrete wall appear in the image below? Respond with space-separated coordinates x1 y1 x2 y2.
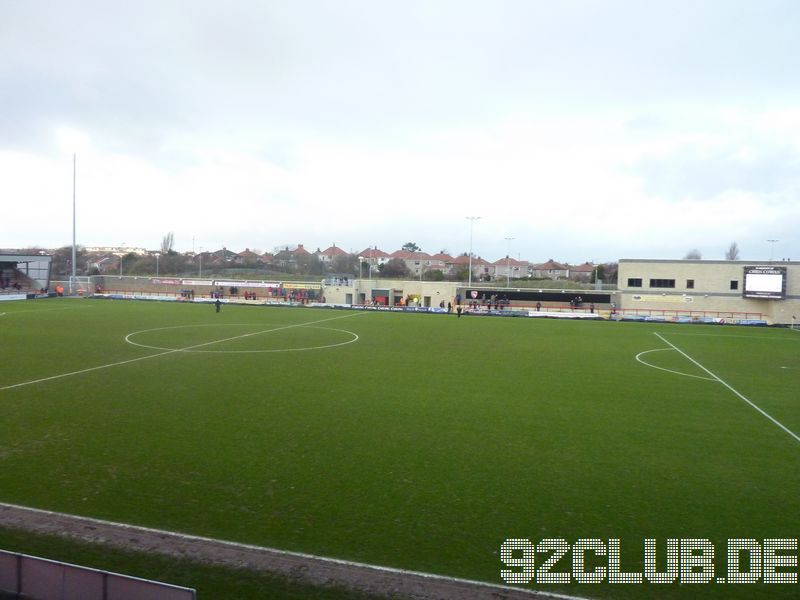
324 278 461 307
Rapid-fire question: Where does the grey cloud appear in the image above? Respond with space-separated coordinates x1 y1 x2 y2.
5 0 800 158
635 146 800 199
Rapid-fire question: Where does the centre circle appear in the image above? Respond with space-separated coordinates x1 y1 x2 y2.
124 323 359 353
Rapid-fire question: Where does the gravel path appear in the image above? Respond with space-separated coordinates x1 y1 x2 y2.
0 503 582 600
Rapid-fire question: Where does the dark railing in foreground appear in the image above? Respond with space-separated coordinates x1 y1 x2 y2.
0 549 195 600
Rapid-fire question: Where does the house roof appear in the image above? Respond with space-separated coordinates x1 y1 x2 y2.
212 247 238 260
492 256 529 267
570 262 595 273
429 252 454 262
275 244 309 258
319 245 348 257
533 259 569 270
356 247 388 258
452 254 490 266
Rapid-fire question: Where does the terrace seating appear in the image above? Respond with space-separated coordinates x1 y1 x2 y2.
0 268 31 293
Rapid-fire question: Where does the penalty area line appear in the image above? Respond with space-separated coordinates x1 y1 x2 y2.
654 332 800 445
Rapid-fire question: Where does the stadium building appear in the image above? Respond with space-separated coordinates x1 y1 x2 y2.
616 259 799 325
42 255 800 326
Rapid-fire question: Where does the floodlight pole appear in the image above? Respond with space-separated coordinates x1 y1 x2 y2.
767 239 778 262
466 216 480 287
504 236 514 288
71 154 77 294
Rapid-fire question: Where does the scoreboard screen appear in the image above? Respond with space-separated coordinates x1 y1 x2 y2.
743 266 787 299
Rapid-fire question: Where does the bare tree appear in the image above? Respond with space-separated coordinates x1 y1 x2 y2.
380 258 410 278
50 245 87 278
725 241 740 260
684 249 702 260
331 253 358 275
295 252 324 278
161 232 175 255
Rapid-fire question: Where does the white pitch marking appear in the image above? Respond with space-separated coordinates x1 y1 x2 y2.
655 332 800 445
125 323 359 353
0 304 94 315
0 501 586 600
667 331 800 341
635 348 716 381
0 311 366 392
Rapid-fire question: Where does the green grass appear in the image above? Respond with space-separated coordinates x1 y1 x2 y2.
2 297 800 599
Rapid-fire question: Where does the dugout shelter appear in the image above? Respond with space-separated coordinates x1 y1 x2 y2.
0 252 52 294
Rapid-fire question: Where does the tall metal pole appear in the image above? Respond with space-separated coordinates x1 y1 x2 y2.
504 236 514 288
767 239 778 262
466 216 480 287
71 154 77 294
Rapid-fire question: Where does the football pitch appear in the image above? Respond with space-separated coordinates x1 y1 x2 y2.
2 297 800 599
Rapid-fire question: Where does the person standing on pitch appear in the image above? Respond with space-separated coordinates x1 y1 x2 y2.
215 298 222 313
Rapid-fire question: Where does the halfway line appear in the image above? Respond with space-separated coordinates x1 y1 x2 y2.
1 311 366 392
654 332 800 445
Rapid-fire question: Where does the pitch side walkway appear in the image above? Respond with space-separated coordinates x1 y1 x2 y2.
0 503 583 600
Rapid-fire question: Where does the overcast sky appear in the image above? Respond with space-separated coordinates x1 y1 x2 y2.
2 0 799 264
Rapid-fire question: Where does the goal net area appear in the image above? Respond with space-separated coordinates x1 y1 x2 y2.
68 276 94 296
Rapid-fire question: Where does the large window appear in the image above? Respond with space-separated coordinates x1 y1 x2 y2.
627 278 642 287
650 279 676 288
